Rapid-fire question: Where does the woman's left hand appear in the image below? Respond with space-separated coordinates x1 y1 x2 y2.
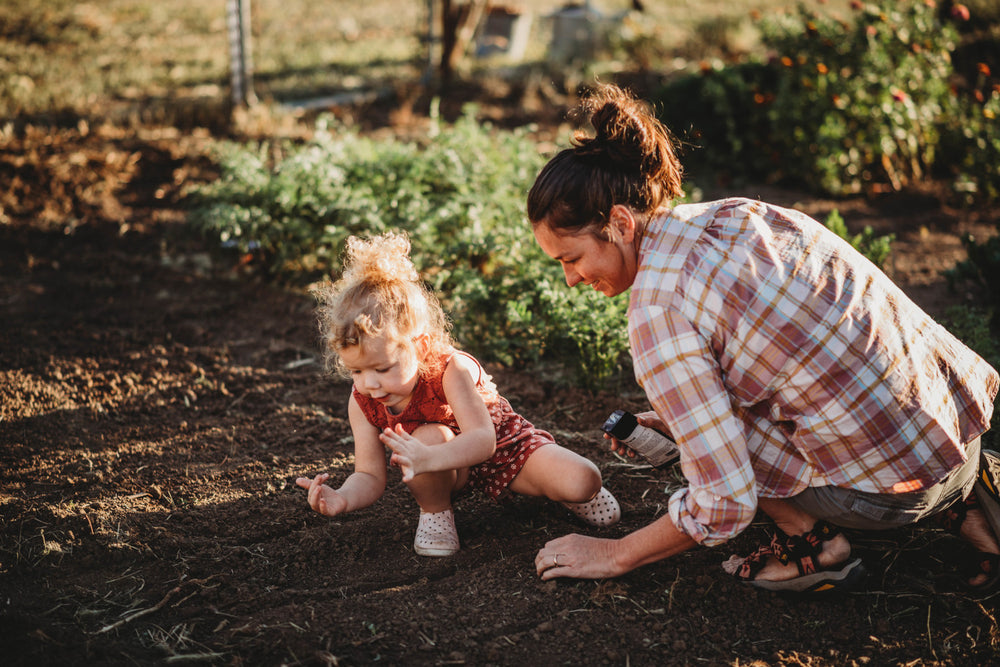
380 424 429 482
534 533 625 580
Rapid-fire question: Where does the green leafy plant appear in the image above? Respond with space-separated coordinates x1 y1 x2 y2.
655 0 997 202
823 209 895 269
945 231 1000 326
939 304 1000 448
941 82 1000 206
186 110 632 388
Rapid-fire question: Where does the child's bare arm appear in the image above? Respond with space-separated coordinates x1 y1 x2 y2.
295 395 387 516
381 355 496 480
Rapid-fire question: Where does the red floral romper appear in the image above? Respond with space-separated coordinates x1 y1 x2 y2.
353 350 553 501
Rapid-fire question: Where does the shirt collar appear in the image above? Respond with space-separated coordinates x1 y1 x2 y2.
633 200 718 302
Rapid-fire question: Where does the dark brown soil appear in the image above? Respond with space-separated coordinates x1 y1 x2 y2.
2 109 999 666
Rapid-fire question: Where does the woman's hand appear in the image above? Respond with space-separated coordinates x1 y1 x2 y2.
605 410 671 459
635 410 668 433
605 431 638 459
380 424 431 482
534 533 626 580
295 473 348 516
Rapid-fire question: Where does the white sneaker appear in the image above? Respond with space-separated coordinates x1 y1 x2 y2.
562 487 621 527
414 509 460 557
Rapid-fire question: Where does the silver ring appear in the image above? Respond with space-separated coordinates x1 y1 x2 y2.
553 554 560 567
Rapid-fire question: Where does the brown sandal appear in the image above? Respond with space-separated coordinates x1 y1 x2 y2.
936 451 1000 590
725 520 866 594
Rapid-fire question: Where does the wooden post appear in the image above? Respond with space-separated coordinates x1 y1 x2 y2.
227 0 257 106
440 0 489 82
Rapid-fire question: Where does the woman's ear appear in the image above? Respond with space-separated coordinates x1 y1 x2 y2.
609 205 637 244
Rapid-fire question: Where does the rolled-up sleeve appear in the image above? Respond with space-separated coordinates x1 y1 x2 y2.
630 305 758 546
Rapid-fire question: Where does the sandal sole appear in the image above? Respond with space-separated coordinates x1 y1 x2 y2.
749 557 866 594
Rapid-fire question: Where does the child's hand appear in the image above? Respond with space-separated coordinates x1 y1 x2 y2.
379 424 429 483
295 473 348 516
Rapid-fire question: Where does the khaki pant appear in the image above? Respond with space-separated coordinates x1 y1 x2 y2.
786 438 982 530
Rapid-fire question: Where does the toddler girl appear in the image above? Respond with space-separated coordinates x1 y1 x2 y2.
295 231 620 557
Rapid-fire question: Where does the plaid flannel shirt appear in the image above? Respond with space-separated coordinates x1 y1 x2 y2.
629 198 998 546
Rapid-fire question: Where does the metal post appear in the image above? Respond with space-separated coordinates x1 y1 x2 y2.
227 0 257 106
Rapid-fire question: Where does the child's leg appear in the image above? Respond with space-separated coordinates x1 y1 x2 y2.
507 444 602 503
403 423 469 513
405 423 467 557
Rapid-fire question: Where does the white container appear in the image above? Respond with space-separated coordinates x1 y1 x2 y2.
602 409 680 467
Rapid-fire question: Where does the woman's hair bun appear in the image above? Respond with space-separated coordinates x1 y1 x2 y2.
571 84 661 176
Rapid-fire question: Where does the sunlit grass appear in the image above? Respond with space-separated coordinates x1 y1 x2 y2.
1 0 856 122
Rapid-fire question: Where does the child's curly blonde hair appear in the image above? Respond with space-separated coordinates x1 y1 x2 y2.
312 231 454 378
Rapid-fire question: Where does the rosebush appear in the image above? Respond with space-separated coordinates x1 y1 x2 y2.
656 0 996 203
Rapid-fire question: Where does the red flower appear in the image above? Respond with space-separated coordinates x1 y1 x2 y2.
891 89 907 103
951 4 970 21
850 1 863 10
978 63 992 77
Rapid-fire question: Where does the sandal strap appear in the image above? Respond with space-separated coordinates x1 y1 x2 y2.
937 494 977 535
771 520 842 576
733 544 774 580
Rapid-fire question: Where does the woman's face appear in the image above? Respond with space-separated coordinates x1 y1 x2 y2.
533 208 639 298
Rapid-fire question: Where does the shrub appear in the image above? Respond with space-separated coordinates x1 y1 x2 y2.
940 84 1000 206
945 231 1000 328
655 0 997 201
186 110 632 388
823 209 895 269
939 304 1000 448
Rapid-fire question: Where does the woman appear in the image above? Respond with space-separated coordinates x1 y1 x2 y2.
527 83 1000 593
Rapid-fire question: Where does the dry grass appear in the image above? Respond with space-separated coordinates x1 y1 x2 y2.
2 0 856 126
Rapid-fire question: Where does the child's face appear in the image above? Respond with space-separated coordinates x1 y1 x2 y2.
340 334 420 415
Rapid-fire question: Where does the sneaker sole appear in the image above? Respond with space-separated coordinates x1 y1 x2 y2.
413 545 459 557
